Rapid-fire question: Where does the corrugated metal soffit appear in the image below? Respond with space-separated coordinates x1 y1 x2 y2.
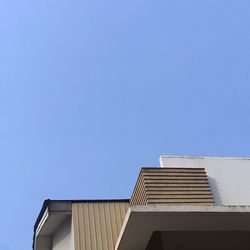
72 202 129 250
130 168 214 205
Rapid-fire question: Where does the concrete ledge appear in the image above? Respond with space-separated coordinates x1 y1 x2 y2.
116 205 250 250
131 204 250 213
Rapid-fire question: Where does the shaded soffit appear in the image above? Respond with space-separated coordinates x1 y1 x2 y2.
115 205 250 250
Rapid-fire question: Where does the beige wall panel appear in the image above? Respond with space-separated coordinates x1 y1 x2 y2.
72 202 129 250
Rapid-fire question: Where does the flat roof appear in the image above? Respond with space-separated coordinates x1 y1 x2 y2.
160 155 250 160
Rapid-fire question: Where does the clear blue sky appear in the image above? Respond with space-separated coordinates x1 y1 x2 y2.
1 0 250 249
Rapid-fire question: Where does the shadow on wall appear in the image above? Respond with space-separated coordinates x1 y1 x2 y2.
52 216 72 250
208 176 222 205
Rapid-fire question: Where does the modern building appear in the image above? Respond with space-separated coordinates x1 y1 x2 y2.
33 156 250 250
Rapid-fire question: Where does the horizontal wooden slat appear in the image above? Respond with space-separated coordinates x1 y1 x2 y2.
147 191 213 195
145 187 211 192
143 176 209 180
147 198 214 203
143 172 207 177
142 168 205 172
145 184 211 188
147 194 213 199
147 201 213 205
130 167 214 206
144 179 209 184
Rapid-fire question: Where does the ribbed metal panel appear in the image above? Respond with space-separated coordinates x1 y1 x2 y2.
130 168 214 205
72 202 129 250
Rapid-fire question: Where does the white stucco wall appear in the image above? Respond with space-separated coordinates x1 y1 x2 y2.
160 156 250 206
52 216 74 250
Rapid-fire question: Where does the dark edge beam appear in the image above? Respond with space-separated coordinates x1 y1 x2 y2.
32 199 50 250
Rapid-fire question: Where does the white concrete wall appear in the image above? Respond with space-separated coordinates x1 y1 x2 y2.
160 156 250 205
52 216 74 250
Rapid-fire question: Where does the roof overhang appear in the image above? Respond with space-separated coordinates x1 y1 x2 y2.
35 201 72 236
33 200 72 250
115 205 250 250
